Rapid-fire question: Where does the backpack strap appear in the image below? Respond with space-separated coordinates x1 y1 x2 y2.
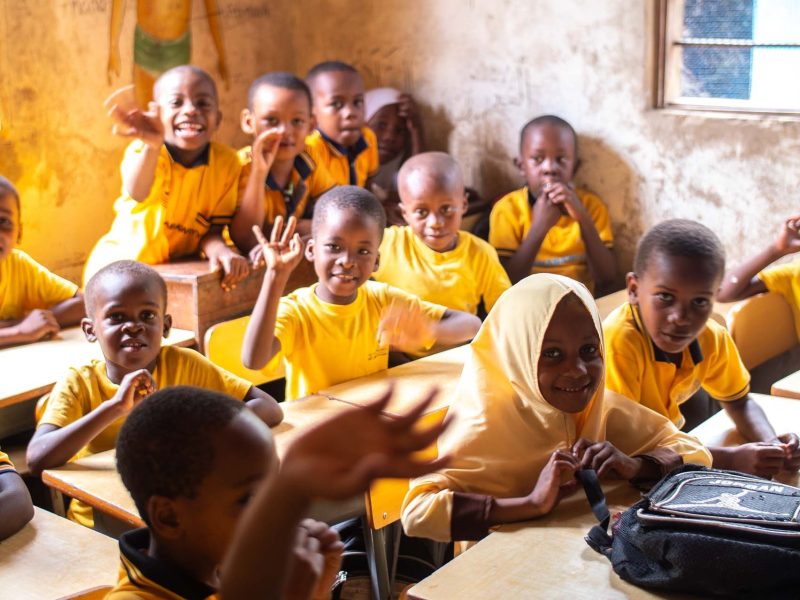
576 469 613 555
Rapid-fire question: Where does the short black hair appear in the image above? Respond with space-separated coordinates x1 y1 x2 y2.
154 65 218 103
116 386 246 526
634 219 726 279
0 175 20 212
519 115 578 155
248 71 312 110
305 61 360 88
84 260 167 316
312 185 386 238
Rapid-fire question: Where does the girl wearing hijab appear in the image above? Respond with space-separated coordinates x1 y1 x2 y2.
401 274 711 543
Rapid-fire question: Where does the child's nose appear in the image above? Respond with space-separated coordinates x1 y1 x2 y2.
427 213 444 228
668 305 690 325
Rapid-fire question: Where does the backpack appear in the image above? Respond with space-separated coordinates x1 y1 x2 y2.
578 465 800 599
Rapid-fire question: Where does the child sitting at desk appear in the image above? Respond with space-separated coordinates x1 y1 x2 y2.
241 186 481 400
0 447 34 540
108 385 448 599
27 260 282 528
401 274 711 543
0 177 84 348
603 219 800 478
372 152 510 318
84 65 251 291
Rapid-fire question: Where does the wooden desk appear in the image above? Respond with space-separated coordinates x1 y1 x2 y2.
770 371 800 400
153 258 316 351
0 507 118 599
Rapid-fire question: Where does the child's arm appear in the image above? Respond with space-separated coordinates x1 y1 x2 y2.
243 386 283 427
200 227 250 291
0 309 60 348
0 471 34 541
377 303 481 354
573 438 662 481
717 216 800 302
501 192 563 284
242 217 304 370
26 370 155 476
432 310 481 347
229 131 281 253
398 93 425 157
50 292 85 328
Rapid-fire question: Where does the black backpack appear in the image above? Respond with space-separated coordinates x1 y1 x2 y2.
579 465 800 599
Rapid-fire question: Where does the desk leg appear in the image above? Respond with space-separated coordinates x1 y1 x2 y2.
362 515 391 600
50 488 66 517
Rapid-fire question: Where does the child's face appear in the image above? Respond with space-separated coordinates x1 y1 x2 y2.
368 104 408 164
311 71 366 148
538 295 603 413
400 181 466 253
82 274 171 382
306 208 381 305
156 71 221 153
517 123 577 197
627 252 721 356
0 193 20 262
242 85 314 162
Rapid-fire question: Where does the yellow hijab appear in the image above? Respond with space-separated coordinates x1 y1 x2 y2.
402 274 711 541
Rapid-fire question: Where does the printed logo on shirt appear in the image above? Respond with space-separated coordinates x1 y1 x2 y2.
367 347 390 362
163 221 202 238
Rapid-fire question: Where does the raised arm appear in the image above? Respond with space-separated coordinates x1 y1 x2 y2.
431 309 481 347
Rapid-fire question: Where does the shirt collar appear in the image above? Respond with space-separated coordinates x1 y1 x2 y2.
628 303 704 366
317 128 368 159
265 152 314 191
526 187 539 206
165 142 211 168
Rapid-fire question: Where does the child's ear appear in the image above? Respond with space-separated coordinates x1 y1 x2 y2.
625 272 639 304
147 496 182 540
81 318 96 342
374 251 380 273
308 113 317 133
513 156 524 177
572 158 582 179
162 314 173 338
304 238 315 262
241 108 255 136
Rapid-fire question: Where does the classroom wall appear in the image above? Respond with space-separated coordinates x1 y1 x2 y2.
2 0 799 284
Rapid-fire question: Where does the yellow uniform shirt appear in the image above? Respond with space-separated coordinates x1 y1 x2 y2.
0 448 15 474
757 260 800 342
38 345 252 527
304 127 379 187
489 186 613 291
0 249 78 321
83 141 242 284
237 146 336 226
107 528 220 600
373 226 511 314
603 303 750 428
275 280 447 400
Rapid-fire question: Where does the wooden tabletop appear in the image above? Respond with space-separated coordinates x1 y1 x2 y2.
0 326 196 409
770 371 800 400
0 507 118 599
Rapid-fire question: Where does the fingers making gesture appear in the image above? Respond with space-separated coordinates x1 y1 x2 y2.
253 215 304 274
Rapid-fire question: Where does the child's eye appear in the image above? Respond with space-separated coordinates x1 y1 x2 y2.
358 248 371 255
196 99 212 109
581 344 599 357
291 118 305 127
324 243 341 252
107 313 124 323
265 117 279 126
141 311 156 321
331 100 343 110
542 347 562 359
532 156 544 164
0 217 12 229
656 292 674 303
558 157 568 165
169 99 182 108
414 209 429 218
441 206 454 215
693 298 711 308
354 98 364 108
236 492 253 507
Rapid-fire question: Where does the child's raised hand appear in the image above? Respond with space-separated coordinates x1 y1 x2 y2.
16 309 60 342
774 216 800 255
727 442 786 479
377 299 437 352
105 86 164 149
544 181 585 222
251 129 282 175
397 93 422 132
525 449 580 516
112 369 156 415
775 433 800 472
572 438 642 480
208 247 250 292
253 216 304 274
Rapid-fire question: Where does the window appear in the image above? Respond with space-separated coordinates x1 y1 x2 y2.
656 0 800 114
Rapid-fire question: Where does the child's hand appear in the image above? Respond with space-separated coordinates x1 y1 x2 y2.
398 93 422 132
774 216 800 256
249 243 265 269
573 438 642 480
209 247 250 292
303 519 345 600
727 442 786 479
284 525 326 600
16 309 60 342
105 86 164 150
525 449 580 516
251 129 282 175
112 369 156 415
775 433 800 471
377 299 437 352
531 188 563 231
252 216 304 275
544 182 586 222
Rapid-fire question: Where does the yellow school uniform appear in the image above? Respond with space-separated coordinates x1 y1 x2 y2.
757 260 800 342
401 275 711 543
488 186 613 292
0 249 78 321
0 448 15 473
83 141 242 285
37 345 252 527
304 127 379 187
237 146 336 226
107 528 220 600
373 226 511 315
603 303 750 429
275 280 447 401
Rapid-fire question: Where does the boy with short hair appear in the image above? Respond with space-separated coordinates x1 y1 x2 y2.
27 260 282 527
0 447 34 541
235 71 336 251
489 115 616 294
373 152 511 316
304 61 379 188
603 219 800 478
84 65 250 291
241 186 481 400
0 176 84 347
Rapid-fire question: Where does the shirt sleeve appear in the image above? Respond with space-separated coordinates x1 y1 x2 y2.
179 349 253 400
580 190 613 246
602 320 645 403
273 295 300 357
364 128 380 178
20 253 78 310
700 326 751 402
477 245 512 312
757 261 798 299
488 197 523 257
401 483 456 542
38 369 91 429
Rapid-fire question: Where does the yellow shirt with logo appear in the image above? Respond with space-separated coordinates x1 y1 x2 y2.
304 127 379 187
489 186 613 292
373 226 511 315
37 345 252 527
237 146 336 226
757 260 800 342
602 303 750 428
275 280 447 400
0 249 78 321
83 141 242 285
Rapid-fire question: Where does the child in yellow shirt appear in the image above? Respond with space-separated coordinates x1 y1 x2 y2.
236 71 336 255
373 152 510 316
84 66 250 291
603 219 800 478
0 447 33 540
0 177 84 347
241 186 481 400
304 61 379 188
489 115 616 294
27 260 282 528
